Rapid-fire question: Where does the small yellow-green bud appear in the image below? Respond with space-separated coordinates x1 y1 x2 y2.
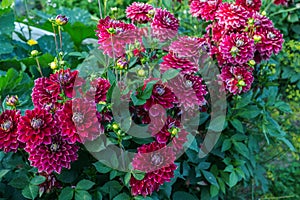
249 60 256 66
253 35 262 43
137 69 146 77
27 39 38 46
49 61 58 69
112 123 119 130
31 50 39 57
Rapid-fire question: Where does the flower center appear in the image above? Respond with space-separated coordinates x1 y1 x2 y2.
235 39 244 47
151 153 164 167
1 120 12 132
155 86 165 96
164 16 171 25
31 118 44 129
267 32 276 39
72 112 84 124
50 143 60 152
246 0 253 5
230 46 239 56
185 80 193 88
59 73 70 85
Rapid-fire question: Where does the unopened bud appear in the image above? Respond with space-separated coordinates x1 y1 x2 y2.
31 50 39 57
6 95 19 107
27 39 38 46
137 69 145 77
55 15 68 26
253 35 262 43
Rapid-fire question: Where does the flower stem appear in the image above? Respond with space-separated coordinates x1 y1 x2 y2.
0 97 4 113
52 24 59 52
98 0 103 19
35 57 44 77
269 7 300 17
58 26 63 51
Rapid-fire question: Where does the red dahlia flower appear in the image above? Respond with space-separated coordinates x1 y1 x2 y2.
56 98 101 144
274 0 288 5
28 134 79 174
160 53 198 75
236 0 262 12
0 110 22 152
96 16 138 58
126 2 154 23
219 65 254 94
219 33 255 65
190 0 222 21
215 3 251 30
85 78 110 104
45 69 81 99
151 8 179 42
18 108 55 149
130 142 177 196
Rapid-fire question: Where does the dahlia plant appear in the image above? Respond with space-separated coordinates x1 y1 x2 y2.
0 0 294 199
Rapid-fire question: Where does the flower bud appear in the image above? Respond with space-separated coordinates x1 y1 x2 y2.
107 27 116 34
261 11 267 16
137 69 146 77
27 39 38 46
253 35 262 43
55 15 68 26
248 60 256 66
6 95 19 107
112 123 119 131
31 50 40 57
49 61 58 70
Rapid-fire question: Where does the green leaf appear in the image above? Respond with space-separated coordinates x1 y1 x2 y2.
93 161 112 174
230 119 244 133
0 8 14 35
9 174 30 189
0 169 9 179
162 68 180 82
113 193 131 200
75 190 92 200
22 185 39 200
100 181 123 199
288 13 299 23
224 165 234 173
1 0 14 8
209 115 226 132
221 139 232 152
274 101 292 113
202 170 218 187
124 172 131 186
173 191 198 200
76 179 95 190
228 171 238 188
217 177 226 194
30 176 46 185
237 105 261 119
132 170 146 180
59 187 74 200
233 142 250 158
210 185 219 197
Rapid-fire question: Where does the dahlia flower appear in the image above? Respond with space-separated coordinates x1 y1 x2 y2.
151 8 179 42
130 105 151 124
28 134 79 174
215 3 251 30
169 36 204 65
219 65 254 94
126 2 154 23
96 110 113 134
56 98 101 144
274 0 288 5
190 0 222 21
252 12 274 30
130 142 177 196
18 108 55 149
219 33 255 65
160 53 198 75
85 78 110 104
45 69 80 99
206 22 226 43
236 0 262 12
39 172 62 194
143 83 178 111
0 110 22 152
96 16 138 58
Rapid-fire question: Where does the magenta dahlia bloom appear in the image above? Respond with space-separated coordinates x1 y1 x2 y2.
219 33 255 65
143 82 178 111
236 0 262 12
169 36 204 65
39 172 62 194
254 28 284 61
28 134 79 174
85 78 110 104
45 69 81 99
130 142 177 196
215 3 251 30
126 2 153 23
151 8 179 42
160 53 198 75
56 98 101 144
18 108 55 149
252 12 274 30
96 110 113 134
190 0 222 21
274 0 288 5
219 65 254 94
167 74 207 110
96 16 138 58
32 78 61 112
130 105 151 124
0 110 22 152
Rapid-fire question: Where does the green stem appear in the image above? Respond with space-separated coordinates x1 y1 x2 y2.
0 97 4 113
270 7 300 17
24 0 32 39
263 1 273 13
35 57 44 77
98 0 103 19
58 26 63 51
52 24 59 52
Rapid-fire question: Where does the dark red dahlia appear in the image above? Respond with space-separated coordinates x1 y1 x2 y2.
130 142 177 196
96 16 138 58
85 78 110 104
160 53 198 75
45 69 81 99
0 110 22 152
96 110 113 134
28 134 79 174
274 0 288 5
190 0 222 21
38 172 62 194
126 2 154 23
254 27 284 61
219 65 254 94
219 33 255 65
167 74 207 110
32 78 61 112
206 22 226 43
130 105 151 124
215 3 251 30
169 36 205 65
18 108 54 149
236 0 262 12
143 83 178 111
151 8 179 42
56 98 101 144
252 12 274 30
